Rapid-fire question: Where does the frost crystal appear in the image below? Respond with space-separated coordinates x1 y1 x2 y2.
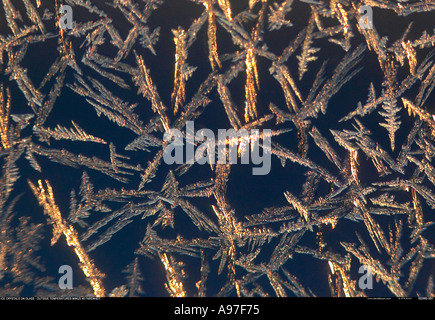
0 0 434 298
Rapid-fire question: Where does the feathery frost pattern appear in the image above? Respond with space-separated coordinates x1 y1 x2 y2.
0 0 434 297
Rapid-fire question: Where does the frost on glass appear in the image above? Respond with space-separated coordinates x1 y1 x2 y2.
0 0 434 297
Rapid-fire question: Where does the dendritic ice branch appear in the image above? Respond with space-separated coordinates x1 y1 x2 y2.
0 0 434 298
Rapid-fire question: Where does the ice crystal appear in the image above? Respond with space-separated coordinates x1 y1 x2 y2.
0 0 434 298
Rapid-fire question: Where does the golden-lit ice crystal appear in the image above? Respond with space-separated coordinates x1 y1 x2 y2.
0 0 434 298
28 180 106 297
159 252 186 297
